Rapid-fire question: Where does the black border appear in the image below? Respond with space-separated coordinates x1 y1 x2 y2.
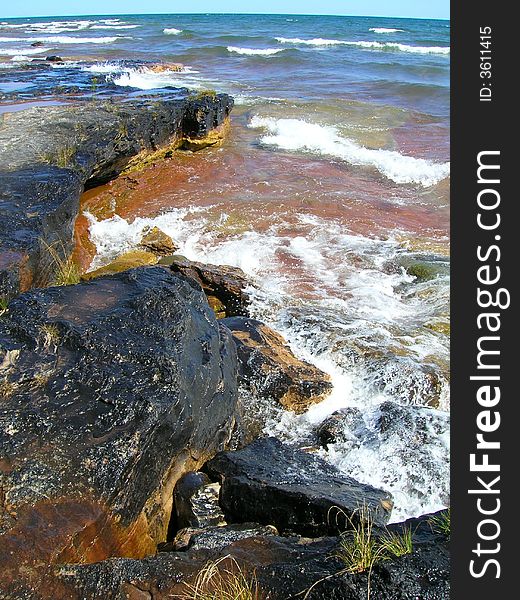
451 3 514 596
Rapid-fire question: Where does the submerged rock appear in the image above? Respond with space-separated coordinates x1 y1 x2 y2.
222 316 333 413
0 266 238 597
139 226 179 256
0 93 233 299
147 62 184 73
204 436 393 536
169 257 251 317
81 249 158 280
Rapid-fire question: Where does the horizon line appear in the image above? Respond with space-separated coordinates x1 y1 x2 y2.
0 12 450 21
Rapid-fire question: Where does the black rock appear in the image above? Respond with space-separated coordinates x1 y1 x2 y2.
0 266 238 596
0 94 233 299
45 55 63 62
173 471 225 530
55 513 449 599
204 436 393 536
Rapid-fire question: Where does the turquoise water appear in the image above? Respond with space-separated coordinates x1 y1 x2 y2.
0 14 450 520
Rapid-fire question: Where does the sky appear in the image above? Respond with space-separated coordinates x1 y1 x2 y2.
0 1 449 20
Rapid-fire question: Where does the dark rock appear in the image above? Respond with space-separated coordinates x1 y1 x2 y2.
169 257 250 317
0 266 238 596
0 94 233 299
222 317 333 414
54 513 449 599
161 522 278 552
391 253 450 282
204 437 393 536
139 226 179 256
45 55 64 62
173 471 225 530
31 41 45 47
317 407 364 448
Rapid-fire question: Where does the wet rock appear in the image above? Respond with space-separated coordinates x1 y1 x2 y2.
316 407 364 448
0 266 238 596
204 436 393 536
169 257 251 317
393 254 450 282
0 93 233 299
81 250 158 280
139 226 179 256
55 512 449 599
147 63 184 73
31 41 45 47
163 522 278 552
173 471 225 530
45 55 64 62
221 316 333 413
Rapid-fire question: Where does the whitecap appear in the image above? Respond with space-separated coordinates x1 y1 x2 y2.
111 66 203 90
163 28 182 35
249 116 450 187
369 27 404 33
276 37 348 46
227 46 284 56
346 40 450 54
0 47 48 56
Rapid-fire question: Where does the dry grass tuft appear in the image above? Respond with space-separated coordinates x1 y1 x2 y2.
177 556 261 600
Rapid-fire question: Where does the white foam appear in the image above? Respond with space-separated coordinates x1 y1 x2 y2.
249 116 450 187
276 36 449 54
0 47 48 56
90 25 140 30
163 28 182 35
227 46 284 56
276 37 348 46
81 62 124 74
27 35 125 44
111 66 203 90
346 40 450 54
369 27 404 33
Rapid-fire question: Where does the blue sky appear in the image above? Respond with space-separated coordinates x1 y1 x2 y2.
0 1 449 20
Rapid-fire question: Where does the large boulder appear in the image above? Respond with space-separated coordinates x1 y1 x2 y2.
0 266 238 597
222 316 333 413
204 437 393 536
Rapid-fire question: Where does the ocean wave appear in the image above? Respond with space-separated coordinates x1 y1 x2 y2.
0 47 48 56
81 62 125 74
163 28 182 35
369 27 404 33
248 116 450 187
227 46 285 56
0 19 136 35
90 25 140 30
0 35 126 44
275 36 449 54
111 65 203 90
276 37 348 46
346 41 450 54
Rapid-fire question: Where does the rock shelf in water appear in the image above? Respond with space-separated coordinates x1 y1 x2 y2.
0 92 233 300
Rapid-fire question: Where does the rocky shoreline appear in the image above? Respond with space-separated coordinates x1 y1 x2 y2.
0 91 449 599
